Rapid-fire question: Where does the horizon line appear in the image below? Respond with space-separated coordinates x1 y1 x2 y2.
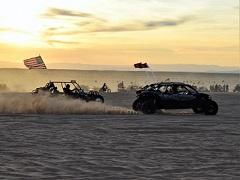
0 67 239 74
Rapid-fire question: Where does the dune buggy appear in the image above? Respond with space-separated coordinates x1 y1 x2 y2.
32 80 104 103
133 82 218 115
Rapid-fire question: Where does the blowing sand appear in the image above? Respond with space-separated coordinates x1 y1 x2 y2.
0 92 239 179
0 93 134 115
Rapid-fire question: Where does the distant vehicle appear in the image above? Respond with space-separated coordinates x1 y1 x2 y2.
99 87 111 93
32 80 104 103
233 84 240 92
133 82 218 115
99 83 111 93
118 81 127 92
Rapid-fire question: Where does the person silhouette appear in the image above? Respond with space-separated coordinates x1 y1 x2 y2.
63 84 72 95
101 83 108 91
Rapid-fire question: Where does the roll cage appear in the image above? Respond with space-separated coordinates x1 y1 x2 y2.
45 80 84 93
142 82 198 94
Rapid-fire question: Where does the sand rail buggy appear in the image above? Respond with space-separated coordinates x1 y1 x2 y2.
32 80 104 103
133 82 218 115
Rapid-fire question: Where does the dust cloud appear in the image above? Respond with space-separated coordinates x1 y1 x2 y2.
0 93 135 115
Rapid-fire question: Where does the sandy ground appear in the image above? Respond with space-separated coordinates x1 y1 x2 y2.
0 92 239 179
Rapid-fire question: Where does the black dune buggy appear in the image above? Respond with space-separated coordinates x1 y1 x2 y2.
133 82 218 115
32 80 104 103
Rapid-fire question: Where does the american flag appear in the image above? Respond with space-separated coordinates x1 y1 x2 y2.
23 56 47 69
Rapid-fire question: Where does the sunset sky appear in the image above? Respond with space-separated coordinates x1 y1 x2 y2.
0 0 239 67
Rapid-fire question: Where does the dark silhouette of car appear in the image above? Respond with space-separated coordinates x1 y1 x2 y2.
32 80 104 103
133 82 218 115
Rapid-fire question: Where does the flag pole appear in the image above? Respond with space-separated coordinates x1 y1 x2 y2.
148 65 157 83
134 61 157 84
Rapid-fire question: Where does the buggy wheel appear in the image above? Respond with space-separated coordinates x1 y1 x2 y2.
204 100 218 115
141 100 156 114
132 99 142 111
95 96 104 103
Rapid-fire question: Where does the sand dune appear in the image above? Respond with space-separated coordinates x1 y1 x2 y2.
0 92 239 179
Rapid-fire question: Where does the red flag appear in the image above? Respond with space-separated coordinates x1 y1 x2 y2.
134 62 149 69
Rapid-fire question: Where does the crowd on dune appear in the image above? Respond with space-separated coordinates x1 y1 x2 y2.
116 81 240 93
209 84 229 92
190 83 239 93
99 81 240 93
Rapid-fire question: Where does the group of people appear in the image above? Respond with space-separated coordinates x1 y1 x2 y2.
101 81 138 92
99 82 239 93
209 84 229 92
45 82 74 95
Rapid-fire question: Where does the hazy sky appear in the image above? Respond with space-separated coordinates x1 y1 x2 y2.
0 0 239 67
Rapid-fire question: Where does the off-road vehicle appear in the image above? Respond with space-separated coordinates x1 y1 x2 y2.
32 80 104 103
133 82 218 115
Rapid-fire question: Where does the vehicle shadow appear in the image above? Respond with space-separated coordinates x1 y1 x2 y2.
155 109 201 116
